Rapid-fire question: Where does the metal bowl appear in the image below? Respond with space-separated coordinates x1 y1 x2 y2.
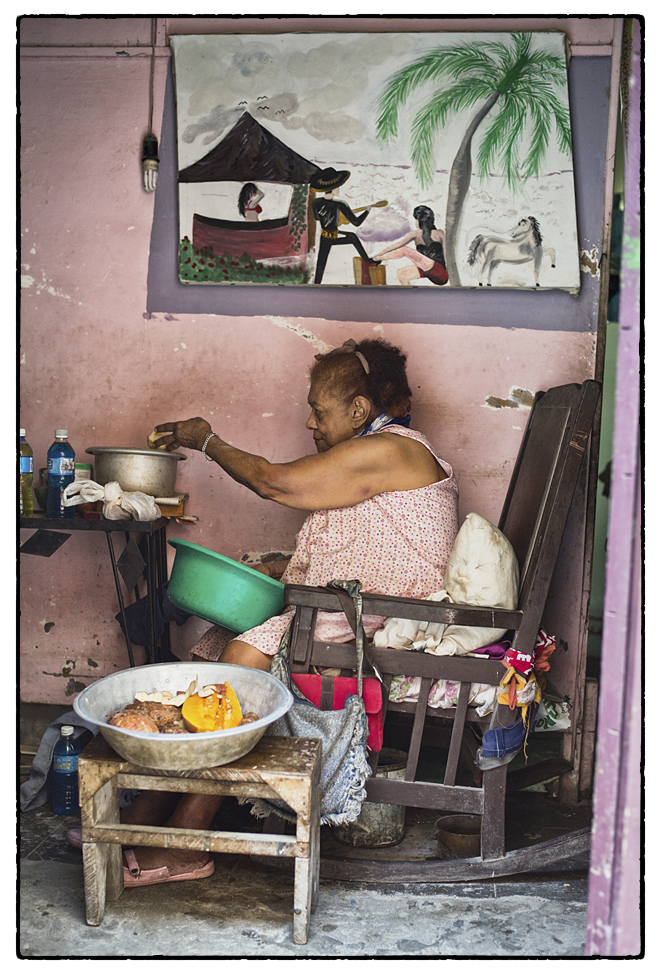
73 661 293 774
85 447 186 497
435 814 482 858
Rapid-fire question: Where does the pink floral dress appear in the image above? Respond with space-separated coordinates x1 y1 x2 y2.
189 426 459 660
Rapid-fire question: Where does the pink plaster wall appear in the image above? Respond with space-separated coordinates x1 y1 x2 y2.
19 17 602 705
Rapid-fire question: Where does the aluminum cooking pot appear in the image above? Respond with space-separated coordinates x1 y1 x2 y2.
86 447 186 497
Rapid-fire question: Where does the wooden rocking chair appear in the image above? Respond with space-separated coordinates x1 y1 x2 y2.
281 380 601 882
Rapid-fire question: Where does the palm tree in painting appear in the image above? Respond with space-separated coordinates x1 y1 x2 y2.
376 32 572 286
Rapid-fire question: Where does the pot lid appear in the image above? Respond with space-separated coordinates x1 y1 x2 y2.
85 446 187 461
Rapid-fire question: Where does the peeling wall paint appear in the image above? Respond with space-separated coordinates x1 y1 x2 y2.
240 550 293 565
21 267 75 301
264 315 332 354
580 247 601 276
483 387 535 410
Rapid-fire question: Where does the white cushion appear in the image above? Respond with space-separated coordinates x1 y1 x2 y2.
432 512 519 655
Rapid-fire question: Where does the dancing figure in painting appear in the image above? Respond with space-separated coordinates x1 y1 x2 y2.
311 168 381 285
373 206 448 286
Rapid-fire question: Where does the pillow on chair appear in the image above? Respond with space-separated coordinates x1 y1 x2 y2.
432 512 519 655
373 513 520 656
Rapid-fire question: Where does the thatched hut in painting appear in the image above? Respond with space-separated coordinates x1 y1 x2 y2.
178 112 321 262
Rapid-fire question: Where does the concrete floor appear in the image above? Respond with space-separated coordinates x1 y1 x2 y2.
19 799 590 958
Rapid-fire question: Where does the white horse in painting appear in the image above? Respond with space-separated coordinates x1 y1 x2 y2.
467 216 556 288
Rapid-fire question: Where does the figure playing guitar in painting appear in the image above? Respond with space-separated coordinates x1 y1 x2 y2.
311 167 386 285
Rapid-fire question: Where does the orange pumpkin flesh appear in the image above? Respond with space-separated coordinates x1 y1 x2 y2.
181 682 243 733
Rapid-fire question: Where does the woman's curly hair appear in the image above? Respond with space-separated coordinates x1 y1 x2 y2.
311 338 412 418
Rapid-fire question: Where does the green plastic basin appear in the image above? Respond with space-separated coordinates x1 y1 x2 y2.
167 538 285 633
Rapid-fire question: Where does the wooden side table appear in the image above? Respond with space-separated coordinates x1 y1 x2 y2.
78 735 322 944
20 513 171 665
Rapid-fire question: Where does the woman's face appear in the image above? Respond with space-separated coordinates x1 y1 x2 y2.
306 380 358 453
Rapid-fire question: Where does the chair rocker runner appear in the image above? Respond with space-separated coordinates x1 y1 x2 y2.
281 380 601 882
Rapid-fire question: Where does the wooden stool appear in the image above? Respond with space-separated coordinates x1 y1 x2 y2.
78 734 322 944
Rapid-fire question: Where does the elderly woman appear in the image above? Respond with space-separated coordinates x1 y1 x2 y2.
69 338 458 886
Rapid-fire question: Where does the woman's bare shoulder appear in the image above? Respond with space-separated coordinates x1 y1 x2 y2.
368 430 447 485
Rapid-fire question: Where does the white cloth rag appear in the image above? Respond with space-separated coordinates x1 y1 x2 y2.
373 590 499 717
62 479 162 521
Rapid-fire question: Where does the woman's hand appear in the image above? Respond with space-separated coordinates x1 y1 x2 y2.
152 418 213 453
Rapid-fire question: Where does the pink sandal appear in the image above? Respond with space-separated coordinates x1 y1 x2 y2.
123 849 215 888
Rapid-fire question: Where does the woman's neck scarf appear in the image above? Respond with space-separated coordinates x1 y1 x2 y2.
356 412 411 437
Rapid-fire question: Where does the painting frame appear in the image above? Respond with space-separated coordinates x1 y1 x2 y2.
170 30 580 291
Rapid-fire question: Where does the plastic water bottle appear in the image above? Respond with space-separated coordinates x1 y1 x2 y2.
52 725 81 816
19 429 34 516
47 429 75 518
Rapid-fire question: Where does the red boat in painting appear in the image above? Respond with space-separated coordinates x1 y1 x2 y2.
191 213 299 261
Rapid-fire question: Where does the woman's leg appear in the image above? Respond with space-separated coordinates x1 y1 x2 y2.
123 638 272 878
220 638 273 670
120 789 182 825
380 245 434 271
379 245 434 285
397 264 423 286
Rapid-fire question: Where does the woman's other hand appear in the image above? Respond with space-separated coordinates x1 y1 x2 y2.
247 560 289 581
250 563 273 578
153 418 213 453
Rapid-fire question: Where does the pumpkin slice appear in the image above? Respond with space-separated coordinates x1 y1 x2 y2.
217 682 243 729
182 682 243 732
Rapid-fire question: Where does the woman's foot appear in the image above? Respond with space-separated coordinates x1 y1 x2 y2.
67 830 215 885
66 827 83 849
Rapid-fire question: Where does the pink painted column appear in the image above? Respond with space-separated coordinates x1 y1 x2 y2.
585 18 641 957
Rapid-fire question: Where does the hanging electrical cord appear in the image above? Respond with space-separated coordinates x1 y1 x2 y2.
142 17 159 192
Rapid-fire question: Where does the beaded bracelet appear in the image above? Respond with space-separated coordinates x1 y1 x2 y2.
201 432 219 461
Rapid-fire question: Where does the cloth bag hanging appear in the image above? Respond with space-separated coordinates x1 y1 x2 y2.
291 577 384 753
250 579 375 827
291 674 383 753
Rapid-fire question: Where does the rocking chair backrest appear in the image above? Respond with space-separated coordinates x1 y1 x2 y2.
498 381 601 654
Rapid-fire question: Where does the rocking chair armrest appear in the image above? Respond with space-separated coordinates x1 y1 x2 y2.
283 583 522 630
303 640 509 685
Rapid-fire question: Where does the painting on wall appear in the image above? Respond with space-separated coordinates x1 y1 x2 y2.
170 31 580 290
